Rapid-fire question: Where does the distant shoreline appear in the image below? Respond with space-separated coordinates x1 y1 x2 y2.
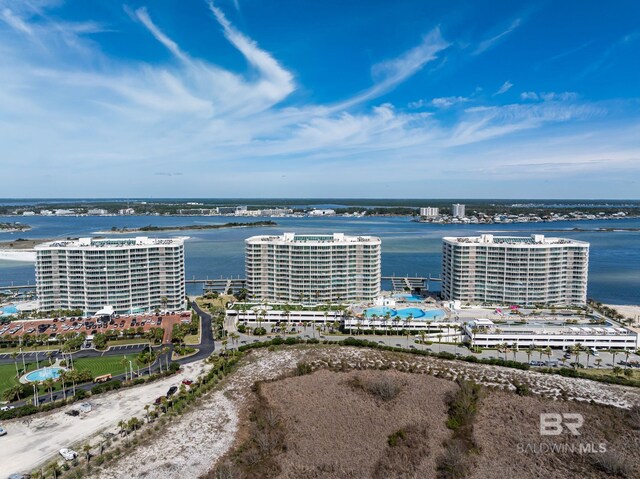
0 222 31 233
95 220 278 234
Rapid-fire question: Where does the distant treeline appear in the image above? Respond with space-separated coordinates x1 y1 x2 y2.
110 221 277 233
1 198 639 218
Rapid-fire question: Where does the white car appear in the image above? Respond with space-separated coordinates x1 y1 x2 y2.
0 405 15 411
0 426 7 436
59 448 78 461
78 402 92 413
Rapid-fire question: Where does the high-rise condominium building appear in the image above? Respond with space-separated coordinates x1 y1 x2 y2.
452 203 466 218
245 233 381 303
420 207 439 217
441 234 589 306
35 237 185 315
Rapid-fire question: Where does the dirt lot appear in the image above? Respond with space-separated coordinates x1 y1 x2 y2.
259 369 455 478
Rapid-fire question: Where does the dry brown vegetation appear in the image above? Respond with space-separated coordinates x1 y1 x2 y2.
205 346 640 479
88 345 640 479
469 390 640 478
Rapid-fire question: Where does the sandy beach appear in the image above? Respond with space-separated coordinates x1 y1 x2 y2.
0 249 36 262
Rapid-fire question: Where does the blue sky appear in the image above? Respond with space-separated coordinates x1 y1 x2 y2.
1 0 639 198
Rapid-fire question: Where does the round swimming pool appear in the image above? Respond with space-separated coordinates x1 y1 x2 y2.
24 367 65 382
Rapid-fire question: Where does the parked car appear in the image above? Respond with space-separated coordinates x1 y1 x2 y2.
154 396 164 405
78 402 92 413
166 386 178 397
65 409 80 417
59 448 78 461
0 426 7 436
1 405 15 411
181 379 193 386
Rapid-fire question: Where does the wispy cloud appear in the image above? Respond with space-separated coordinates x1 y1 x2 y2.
1 7 34 35
473 18 521 55
431 96 469 108
494 80 513 95
135 7 189 63
521 91 578 102
0 2 637 198
580 31 640 78
334 27 450 110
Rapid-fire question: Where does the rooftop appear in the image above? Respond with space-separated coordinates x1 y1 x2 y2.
35 236 185 250
444 234 589 247
246 232 381 244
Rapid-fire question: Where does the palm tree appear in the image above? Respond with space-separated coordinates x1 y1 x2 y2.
47 462 60 479
120 356 133 380
622 349 631 369
128 416 142 435
438 334 444 353
512 342 518 361
11 351 19 377
43 378 55 402
572 343 583 369
419 331 427 348
384 312 392 336
526 345 534 364
117 419 127 437
144 404 151 423
162 346 170 371
544 346 552 365
83 444 92 462
610 349 619 368
595 358 603 369
3 384 24 402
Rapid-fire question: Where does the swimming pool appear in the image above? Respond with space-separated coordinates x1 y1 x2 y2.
393 294 424 303
363 307 445 321
0 305 19 316
24 367 65 382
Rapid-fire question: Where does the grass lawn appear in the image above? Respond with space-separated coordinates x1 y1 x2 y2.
195 294 234 310
1 354 144 398
0 362 21 395
0 345 59 354
72 354 138 378
183 333 200 345
105 338 152 347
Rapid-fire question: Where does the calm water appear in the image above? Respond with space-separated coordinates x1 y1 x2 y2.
1 215 639 304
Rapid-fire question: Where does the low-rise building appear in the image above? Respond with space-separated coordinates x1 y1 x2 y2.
463 319 637 350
